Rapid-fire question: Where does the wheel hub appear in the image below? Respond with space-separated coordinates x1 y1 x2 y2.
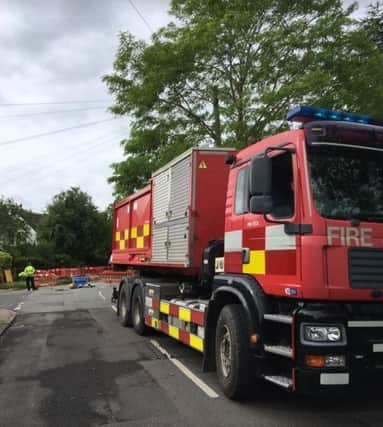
220 325 232 378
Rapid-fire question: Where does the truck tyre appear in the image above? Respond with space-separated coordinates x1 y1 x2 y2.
132 286 147 335
118 288 132 327
215 304 253 400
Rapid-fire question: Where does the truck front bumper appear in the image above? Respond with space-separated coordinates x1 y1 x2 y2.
295 367 383 394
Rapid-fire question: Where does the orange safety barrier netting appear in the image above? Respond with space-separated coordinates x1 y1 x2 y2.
32 267 131 287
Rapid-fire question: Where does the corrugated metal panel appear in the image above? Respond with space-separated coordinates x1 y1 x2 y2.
168 155 191 221
153 169 170 225
168 219 189 264
152 225 168 262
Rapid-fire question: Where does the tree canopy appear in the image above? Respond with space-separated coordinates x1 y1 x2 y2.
104 0 383 199
37 187 111 266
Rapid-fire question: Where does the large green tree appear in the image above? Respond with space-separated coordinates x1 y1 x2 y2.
104 0 383 198
0 197 31 250
37 187 111 266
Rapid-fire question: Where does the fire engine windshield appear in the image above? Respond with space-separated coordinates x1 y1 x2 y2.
307 144 383 221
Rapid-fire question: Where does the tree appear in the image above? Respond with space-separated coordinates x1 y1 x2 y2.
0 197 31 250
363 1 383 50
37 187 111 266
105 0 383 198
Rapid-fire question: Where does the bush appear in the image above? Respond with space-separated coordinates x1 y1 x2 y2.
13 255 50 273
0 281 25 290
0 251 12 269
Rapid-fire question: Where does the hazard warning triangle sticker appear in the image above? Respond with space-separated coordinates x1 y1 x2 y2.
199 161 208 169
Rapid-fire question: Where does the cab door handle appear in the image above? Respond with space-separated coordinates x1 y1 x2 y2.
242 248 250 264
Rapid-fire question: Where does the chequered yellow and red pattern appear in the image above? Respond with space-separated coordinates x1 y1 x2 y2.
244 225 296 275
145 315 204 352
225 225 297 276
115 223 150 250
145 297 205 352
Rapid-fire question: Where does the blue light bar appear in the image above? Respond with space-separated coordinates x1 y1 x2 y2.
286 106 383 127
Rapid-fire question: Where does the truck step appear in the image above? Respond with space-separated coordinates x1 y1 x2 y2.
264 344 293 358
263 314 293 325
263 375 293 389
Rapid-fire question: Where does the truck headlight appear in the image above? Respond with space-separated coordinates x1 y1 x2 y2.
302 324 346 345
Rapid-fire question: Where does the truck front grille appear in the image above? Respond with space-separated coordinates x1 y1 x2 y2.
349 248 383 289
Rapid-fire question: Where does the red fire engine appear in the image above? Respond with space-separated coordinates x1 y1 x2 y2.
111 106 383 399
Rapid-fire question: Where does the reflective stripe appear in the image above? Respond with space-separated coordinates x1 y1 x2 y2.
242 250 265 274
160 301 170 314
136 236 144 248
348 321 383 328
224 230 243 252
190 334 204 351
320 373 349 385
179 307 191 322
143 223 150 236
373 343 383 352
265 225 296 251
169 325 179 339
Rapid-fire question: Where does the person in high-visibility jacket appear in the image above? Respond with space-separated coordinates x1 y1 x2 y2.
22 262 36 291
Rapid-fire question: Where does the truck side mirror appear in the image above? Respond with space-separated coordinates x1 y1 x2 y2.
249 195 273 214
249 156 272 196
249 156 272 214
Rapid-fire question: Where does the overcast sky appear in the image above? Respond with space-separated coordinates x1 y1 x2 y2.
0 0 369 213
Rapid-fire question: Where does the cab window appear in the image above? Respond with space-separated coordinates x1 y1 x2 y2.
271 152 294 218
234 167 249 215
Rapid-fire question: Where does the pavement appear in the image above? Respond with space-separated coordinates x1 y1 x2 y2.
0 307 16 336
0 283 383 427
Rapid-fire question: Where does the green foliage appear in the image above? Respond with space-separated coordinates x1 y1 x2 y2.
363 1 383 50
104 0 383 198
0 196 31 250
37 187 111 266
12 255 49 273
0 281 25 291
0 250 12 269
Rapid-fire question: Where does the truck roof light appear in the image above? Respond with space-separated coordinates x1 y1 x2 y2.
286 106 383 127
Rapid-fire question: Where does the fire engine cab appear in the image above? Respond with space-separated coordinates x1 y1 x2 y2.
111 106 383 399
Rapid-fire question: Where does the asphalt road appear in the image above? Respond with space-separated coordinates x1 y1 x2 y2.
0 289 28 311
1 284 383 427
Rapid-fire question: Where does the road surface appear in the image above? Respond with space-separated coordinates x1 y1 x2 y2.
0 283 382 427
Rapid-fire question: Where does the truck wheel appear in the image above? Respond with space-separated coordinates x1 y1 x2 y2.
132 286 147 335
118 289 132 327
215 304 253 400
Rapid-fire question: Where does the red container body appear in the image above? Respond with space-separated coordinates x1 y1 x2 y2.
110 148 235 277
